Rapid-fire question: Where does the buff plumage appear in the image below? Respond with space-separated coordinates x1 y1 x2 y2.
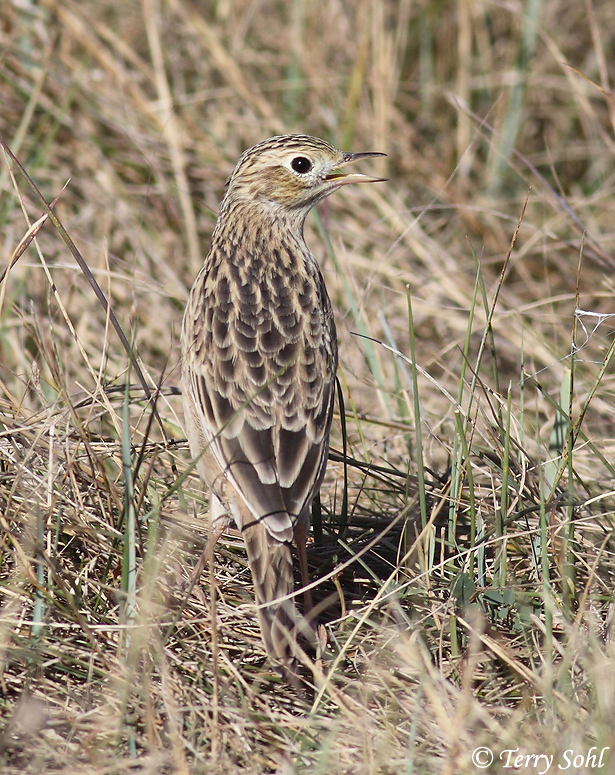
181 135 384 679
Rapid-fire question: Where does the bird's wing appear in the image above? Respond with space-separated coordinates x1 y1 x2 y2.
182 257 337 543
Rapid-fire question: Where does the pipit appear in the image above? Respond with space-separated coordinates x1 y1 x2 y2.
181 134 384 678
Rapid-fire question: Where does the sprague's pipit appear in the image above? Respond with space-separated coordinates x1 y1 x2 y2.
181 134 385 679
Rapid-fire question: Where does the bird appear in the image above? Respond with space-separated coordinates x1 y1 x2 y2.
181 134 385 679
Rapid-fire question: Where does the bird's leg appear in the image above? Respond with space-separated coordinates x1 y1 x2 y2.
177 519 227 608
188 496 229 594
201 493 231 564
294 518 313 616
202 519 227 566
164 501 228 642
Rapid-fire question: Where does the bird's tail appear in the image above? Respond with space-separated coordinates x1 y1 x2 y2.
243 521 312 680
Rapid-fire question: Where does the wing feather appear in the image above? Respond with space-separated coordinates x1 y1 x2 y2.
182 247 337 543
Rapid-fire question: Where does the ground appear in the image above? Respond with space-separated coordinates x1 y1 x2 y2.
1 1 615 773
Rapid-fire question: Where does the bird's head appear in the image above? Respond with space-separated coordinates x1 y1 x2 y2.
222 135 386 217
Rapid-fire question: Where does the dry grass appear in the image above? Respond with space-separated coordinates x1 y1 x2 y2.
2 0 615 772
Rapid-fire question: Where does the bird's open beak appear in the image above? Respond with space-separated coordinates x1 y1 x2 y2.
325 151 387 185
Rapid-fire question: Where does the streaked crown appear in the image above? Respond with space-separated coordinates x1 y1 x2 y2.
223 134 385 213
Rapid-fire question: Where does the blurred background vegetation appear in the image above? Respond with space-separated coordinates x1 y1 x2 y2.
1 1 615 772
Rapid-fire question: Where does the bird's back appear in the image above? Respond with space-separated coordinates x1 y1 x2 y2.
181 204 337 542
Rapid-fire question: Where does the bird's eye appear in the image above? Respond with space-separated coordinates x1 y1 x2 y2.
290 156 313 174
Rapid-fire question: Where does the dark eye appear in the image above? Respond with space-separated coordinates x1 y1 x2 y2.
291 156 312 174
